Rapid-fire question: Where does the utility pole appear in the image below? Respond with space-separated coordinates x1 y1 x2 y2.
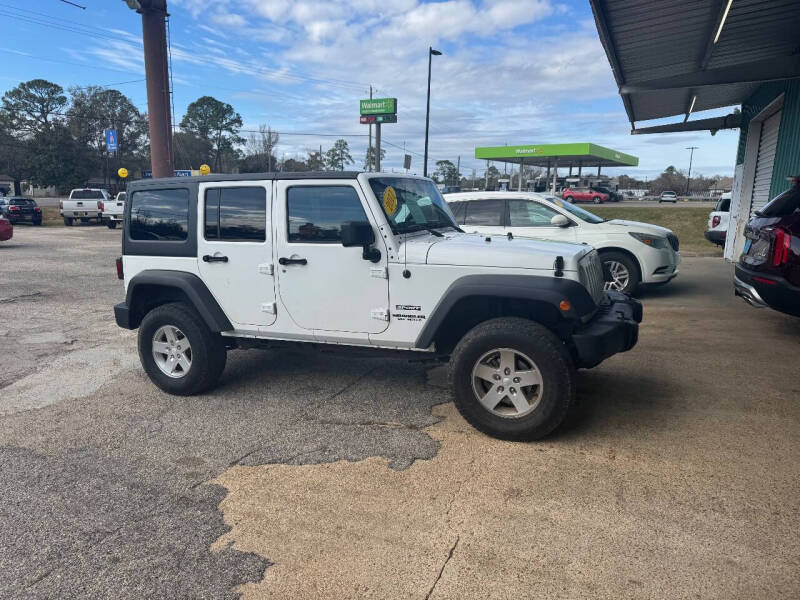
375 122 381 172
126 0 173 178
424 47 442 177
685 146 699 195
368 86 373 172
456 155 460 187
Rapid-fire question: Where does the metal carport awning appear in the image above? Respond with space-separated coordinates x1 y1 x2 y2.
475 143 639 192
590 0 800 134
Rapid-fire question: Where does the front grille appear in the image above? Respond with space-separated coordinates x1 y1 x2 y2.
667 233 679 252
579 250 605 305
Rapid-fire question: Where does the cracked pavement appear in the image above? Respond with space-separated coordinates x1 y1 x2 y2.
1 226 799 599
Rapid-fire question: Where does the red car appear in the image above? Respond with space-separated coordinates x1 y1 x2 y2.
735 177 800 317
0 215 13 242
561 187 608 204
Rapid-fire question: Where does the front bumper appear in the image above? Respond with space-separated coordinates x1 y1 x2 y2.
734 264 800 317
571 291 642 368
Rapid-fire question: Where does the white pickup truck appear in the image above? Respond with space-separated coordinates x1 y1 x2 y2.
102 192 126 229
61 188 110 226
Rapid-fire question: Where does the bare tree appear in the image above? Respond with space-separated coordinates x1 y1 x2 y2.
244 125 279 172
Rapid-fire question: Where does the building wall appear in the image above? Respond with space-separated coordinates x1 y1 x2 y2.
735 79 800 198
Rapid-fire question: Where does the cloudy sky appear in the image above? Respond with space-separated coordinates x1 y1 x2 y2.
1 0 739 178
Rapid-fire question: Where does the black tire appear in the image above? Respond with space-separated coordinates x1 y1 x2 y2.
33 218 42 226
107 221 117 229
565 196 574 202
449 317 575 441
599 249 640 295
138 302 227 395
592 196 603 204
80 217 89 223
64 217 73 226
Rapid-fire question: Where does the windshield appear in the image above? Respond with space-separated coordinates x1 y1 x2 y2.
369 177 458 234
544 196 604 224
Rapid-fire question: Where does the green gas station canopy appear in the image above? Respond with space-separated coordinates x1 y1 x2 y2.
474 143 638 168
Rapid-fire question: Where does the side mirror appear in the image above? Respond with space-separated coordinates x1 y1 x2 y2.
551 214 570 227
340 221 381 263
341 221 375 247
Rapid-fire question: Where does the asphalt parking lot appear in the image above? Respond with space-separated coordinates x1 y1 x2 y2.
1 225 798 599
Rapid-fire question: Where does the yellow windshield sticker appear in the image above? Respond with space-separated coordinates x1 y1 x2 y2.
383 186 398 215
554 198 564 207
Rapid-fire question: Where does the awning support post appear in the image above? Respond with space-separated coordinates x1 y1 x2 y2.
551 159 558 194
518 158 524 191
598 165 601 176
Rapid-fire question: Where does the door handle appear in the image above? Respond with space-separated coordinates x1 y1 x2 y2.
278 257 307 266
202 254 228 263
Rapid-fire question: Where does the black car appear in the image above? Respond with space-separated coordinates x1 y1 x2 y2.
590 185 621 202
734 178 800 317
0 196 42 225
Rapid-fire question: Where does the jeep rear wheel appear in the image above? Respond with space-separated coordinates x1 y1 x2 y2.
449 317 574 441
138 302 227 395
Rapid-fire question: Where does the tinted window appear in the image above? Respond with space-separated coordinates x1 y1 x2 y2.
509 200 561 226
71 190 104 200
715 197 730 212
448 201 467 224
11 198 34 206
130 188 189 241
464 199 503 226
760 185 799 217
205 187 266 242
287 186 366 242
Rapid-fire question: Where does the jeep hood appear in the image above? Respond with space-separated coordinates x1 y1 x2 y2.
404 232 589 271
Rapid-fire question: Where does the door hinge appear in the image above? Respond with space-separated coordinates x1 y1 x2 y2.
261 302 276 314
370 307 389 321
258 263 274 275
370 266 388 279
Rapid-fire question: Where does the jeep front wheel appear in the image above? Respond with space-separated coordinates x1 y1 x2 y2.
449 317 574 441
138 302 227 395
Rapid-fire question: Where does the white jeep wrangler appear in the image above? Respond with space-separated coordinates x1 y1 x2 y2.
114 172 641 440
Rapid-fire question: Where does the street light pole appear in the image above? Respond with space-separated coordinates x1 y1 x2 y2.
423 46 441 178
685 146 698 196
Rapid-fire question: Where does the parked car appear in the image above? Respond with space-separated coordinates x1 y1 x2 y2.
0 196 42 225
734 178 800 317
445 192 680 294
0 214 12 242
561 187 607 204
102 191 126 229
441 185 461 194
704 192 731 246
114 172 642 441
61 188 110 226
590 185 622 202
659 191 678 203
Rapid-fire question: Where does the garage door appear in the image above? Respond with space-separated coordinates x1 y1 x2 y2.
750 110 782 216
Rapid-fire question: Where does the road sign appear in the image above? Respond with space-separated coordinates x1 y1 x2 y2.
105 129 118 152
117 167 128 179
199 164 211 175
360 114 397 124
360 98 396 115
404 154 412 170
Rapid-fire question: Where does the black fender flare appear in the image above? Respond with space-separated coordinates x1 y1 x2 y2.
119 270 233 332
414 274 596 349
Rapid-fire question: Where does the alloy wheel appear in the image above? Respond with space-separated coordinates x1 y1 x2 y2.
471 348 544 418
603 260 630 291
152 325 192 378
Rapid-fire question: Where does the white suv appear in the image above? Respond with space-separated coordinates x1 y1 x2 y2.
114 173 642 441
445 192 680 294
704 192 730 247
